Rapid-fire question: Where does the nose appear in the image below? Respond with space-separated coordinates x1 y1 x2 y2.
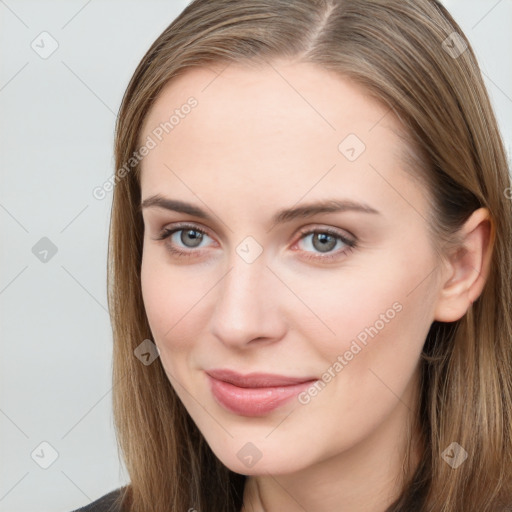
209 254 287 349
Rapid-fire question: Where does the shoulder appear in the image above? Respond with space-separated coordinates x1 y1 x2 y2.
70 487 127 512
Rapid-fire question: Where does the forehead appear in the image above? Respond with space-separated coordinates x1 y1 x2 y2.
141 60 399 142
138 60 420 220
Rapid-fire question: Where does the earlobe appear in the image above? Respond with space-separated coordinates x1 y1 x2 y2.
433 207 494 323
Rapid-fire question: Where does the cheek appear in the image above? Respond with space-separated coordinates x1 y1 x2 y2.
141 250 202 351
292 259 429 356
140 246 227 372
314 265 436 421
140 256 204 395
300 247 437 395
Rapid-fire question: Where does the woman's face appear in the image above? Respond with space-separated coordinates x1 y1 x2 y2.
139 60 443 475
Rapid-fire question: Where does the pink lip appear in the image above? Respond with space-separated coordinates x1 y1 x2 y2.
206 369 318 416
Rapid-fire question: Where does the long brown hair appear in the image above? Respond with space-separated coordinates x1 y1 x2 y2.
107 0 512 510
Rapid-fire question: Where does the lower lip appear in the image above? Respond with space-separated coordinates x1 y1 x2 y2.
207 375 317 417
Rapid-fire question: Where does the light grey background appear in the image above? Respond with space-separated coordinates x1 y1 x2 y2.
0 1 510 511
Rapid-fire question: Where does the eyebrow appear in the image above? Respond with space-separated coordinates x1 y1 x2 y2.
140 194 380 226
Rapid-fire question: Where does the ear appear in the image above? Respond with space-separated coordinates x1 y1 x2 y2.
433 207 495 322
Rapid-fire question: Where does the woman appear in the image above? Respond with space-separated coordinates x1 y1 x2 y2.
73 0 512 510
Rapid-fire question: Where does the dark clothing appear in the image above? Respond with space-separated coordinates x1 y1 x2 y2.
71 487 125 512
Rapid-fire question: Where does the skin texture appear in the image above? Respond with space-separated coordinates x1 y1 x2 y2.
138 60 493 512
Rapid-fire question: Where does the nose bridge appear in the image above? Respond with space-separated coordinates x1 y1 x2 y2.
218 250 268 322
210 244 284 345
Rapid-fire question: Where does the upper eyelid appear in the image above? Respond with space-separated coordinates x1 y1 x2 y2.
161 222 214 240
159 222 355 245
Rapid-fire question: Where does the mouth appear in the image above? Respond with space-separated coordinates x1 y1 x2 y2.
205 368 318 417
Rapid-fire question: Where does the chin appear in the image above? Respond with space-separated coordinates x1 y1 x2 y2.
207 438 314 476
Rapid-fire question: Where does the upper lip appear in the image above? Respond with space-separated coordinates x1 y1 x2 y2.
206 368 318 388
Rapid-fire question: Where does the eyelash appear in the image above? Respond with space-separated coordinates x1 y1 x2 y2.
154 223 357 262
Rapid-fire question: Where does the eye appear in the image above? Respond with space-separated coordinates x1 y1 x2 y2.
153 223 357 262
293 226 357 262
154 223 214 259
